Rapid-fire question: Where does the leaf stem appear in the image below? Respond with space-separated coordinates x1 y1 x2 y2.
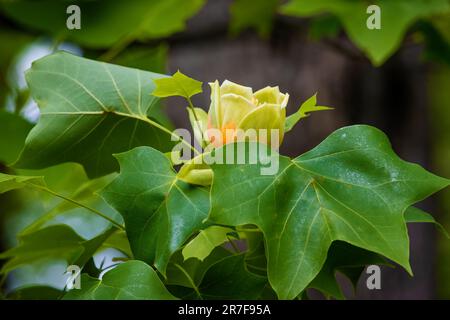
29 184 125 230
127 113 200 156
173 263 202 299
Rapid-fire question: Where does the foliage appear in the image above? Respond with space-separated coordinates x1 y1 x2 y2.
0 0 449 301
0 54 447 300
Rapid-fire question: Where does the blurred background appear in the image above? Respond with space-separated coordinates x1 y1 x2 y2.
0 0 449 299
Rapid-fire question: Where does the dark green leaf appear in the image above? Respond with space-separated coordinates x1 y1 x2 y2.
101 146 209 274
63 260 177 300
168 253 267 300
7 286 62 300
0 111 33 165
308 241 387 299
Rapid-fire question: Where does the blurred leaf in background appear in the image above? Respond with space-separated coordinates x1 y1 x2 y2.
0 0 205 49
229 0 280 38
281 0 450 65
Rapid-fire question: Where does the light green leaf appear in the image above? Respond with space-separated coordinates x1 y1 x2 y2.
182 226 235 262
405 206 449 239
153 70 203 99
209 125 449 299
0 0 205 48
230 0 280 37
19 172 122 240
281 0 450 65
285 94 333 132
0 225 84 275
177 153 213 187
101 146 209 274
63 260 176 300
0 111 33 165
0 172 44 194
15 51 174 178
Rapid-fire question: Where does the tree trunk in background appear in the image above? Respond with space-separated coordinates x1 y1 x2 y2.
165 0 436 299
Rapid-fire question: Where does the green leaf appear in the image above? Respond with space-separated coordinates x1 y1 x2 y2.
0 111 33 165
101 230 133 258
0 172 44 194
229 0 280 38
20 172 122 240
195 254 267 300
308 15 342 40
209 125 449 299
285 94 332 132
165 247 232 289
0 223 114 276
308 241 387 299
15 51 174 178
281 0 450 65
169 253 267 300
182 226 235 261
101 146 209 274
0 225 84 275
63 260 176 300
7 286 62 300
0 0 205 48
405 206 449 239
153 70 203 99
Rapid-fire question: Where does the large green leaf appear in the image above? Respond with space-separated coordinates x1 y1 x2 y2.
209 125 449 299
281 0 450 65
0 0 205 48
15 52 173 177
63 260 176 300
101 146 209 274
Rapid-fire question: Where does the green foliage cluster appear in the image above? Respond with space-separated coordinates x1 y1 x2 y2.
0 0 449 300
